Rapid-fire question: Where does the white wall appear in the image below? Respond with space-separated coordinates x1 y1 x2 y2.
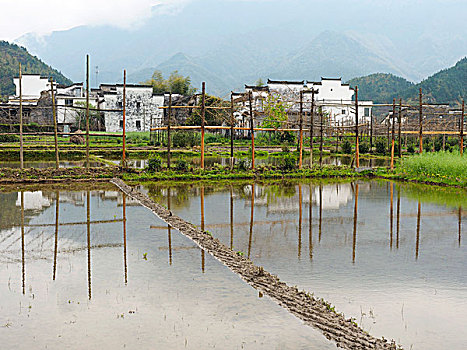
14 75 53 99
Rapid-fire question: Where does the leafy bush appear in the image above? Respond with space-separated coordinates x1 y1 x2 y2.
173 131 199 148
205 132 226 144
375 138 386 155
280 154 296 171
342 140 352 154
281 144 290 153
359 142 369 154
147 155 162 172
175 157 189 172
237 158 251 171
407 144 415 154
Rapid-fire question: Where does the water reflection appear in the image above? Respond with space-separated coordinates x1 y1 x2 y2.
144 180 466 350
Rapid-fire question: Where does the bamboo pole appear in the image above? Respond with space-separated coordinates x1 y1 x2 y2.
319 109 323 167
19 63 24 169
122 70 127 166
461 99 464 156
200 82 206 169
310 89 315 167
298 91 304 169
398 99 402 158
230 93 234 170
85 55 90 169
419 88 423 153
390 99 396 170
50 78 59 169
370 113 373 153
167 93 172 169
248 91 255 170
355 86 360 168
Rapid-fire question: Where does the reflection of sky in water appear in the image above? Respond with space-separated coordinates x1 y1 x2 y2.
146 180 466 350
0 188 335 349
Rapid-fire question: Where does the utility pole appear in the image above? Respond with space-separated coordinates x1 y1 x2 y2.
167 93 172 169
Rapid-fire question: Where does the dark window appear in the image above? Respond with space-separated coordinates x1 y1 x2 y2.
65 99 73 106
136 120 141 131
364 108 370 117
136 102 141 111
341 109 346 115
119 120 123 129
118 101 123 108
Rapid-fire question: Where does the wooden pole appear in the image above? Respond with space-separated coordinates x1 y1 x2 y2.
419 88 423 153
336 120 339 154
167 93 172 169
123 194 128 283
122 69 127 166
87 191 92 299
319 108 323 167
248 91 255 170
200 82 206 169
230 185 234 250
21 191 25 294
352 184 359 263
167 188 172 265
396 187 400 249
86 55 90 169
50 78 59 169
310 89 315 167
298 184 302 258
390 99 396 170
248 183 255 258
299 91 304 169
460 99 464 156
355 86 360 168
390 183 394 249
398 99 402 158
230 92 234 169
200 186 205 272
19 63 24 169
370 113 373 153
308 184 313 260
416 200 421 260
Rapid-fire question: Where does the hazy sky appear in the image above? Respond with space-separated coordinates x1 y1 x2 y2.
1 0 466 41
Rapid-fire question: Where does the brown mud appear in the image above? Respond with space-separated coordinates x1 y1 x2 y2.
111 178 401 350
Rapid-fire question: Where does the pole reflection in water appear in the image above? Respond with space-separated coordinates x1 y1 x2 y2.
416 200 421 260
309 184 313 261
318 185 323 242
352 183 359 264
200 186 205 273
167 188 172 265
396 187 401 249
53 191 59 281
20 191 25 295
248 184 255 259
87 191 92 299
230 185 234 250
123 193 128 283
459 206 462 247
390 183 394 250
298 184 302 259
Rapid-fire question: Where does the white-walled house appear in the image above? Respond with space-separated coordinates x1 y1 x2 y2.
97 84 165 132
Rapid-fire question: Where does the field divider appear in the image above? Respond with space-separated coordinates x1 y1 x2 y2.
110 178 400 350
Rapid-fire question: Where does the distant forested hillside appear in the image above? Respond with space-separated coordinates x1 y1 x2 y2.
348 57 467 106
0 41 72 97
346 73 414 103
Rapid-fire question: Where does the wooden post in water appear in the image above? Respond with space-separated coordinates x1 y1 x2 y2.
21 191 25 294
352 184 359 263
122 70 127 166
230 93 235 169
398 99 402 158
200 82 206 169
419 88 423 153
123 194 128 283
50 78 59 169
167 93 172 169
298 91 304 169
248 183 255 258
310 89 315 167
19 63 24 169
248 91 255 170
53 192 59 280
355 86 360 168
87 191 92 299
85 55 90 169
390 99 396 170
460 100 464 156
200 186 205 272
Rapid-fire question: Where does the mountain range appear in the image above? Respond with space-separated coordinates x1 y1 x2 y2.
15 0 467 96
0 41 72 97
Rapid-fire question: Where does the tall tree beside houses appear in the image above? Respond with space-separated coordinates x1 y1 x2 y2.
143 70 196 95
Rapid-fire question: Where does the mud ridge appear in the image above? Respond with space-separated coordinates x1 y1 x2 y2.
111 178 401 350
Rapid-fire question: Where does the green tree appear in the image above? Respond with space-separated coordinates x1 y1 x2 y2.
143 70 195 95
74 102 104 131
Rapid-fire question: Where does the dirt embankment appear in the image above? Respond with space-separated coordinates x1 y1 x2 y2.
111 178 400 350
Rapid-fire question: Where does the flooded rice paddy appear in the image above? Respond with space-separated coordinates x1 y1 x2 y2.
0 184 336 349
142 180 466 350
